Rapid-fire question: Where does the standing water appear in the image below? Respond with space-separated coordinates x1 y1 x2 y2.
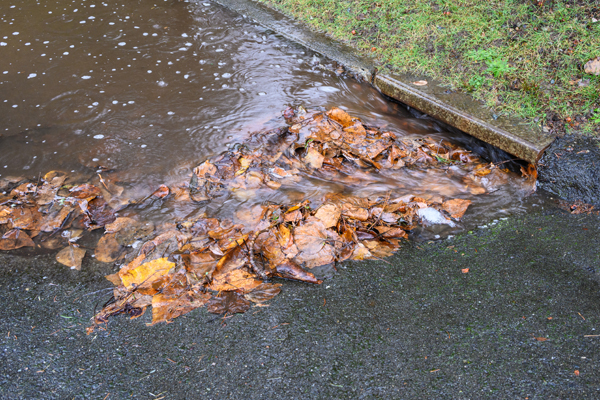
1 0 536 236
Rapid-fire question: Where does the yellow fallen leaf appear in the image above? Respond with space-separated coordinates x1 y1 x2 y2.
120 257 175 289
235 157 252 176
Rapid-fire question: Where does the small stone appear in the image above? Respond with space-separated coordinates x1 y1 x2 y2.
584 57 600 75
578 78 590 87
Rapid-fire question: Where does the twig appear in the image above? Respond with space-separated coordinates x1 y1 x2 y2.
245 225 274 280
97 173 111 194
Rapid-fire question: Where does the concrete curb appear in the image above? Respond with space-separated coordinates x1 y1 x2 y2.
209 0 555 164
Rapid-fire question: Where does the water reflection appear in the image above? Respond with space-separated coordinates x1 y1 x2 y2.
0 0 537 235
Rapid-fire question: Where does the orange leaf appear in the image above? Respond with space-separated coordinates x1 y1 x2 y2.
152 185 170 198
443 199 472 220
119 257 175 289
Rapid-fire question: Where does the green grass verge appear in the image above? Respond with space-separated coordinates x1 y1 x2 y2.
259 0 600 135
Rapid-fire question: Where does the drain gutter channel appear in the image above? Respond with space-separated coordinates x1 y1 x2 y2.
209 0 555 164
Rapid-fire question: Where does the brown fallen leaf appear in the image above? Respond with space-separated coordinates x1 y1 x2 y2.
104 217 137 234
326 107 353 128
208 268 262 292
474 168 491 177
0 229 35 250
351 243 372 260
272 261 322 284
151 290 211 324
69 183 101 200
87 197 117 227
104 272 122 286
36 171 67 205
535 337 548 342
56 245 86 270
207 291 250 315
244 282 282 303
3 206 42 231
38 203 74 232
442 199 472 220
304 147 325 169
95 233 123 263
314 203 341 228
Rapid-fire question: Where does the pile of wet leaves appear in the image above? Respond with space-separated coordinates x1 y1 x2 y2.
0 107 534 330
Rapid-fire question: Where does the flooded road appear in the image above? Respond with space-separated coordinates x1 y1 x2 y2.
1 0 538 235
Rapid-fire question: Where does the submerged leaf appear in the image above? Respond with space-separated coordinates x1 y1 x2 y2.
304 147 325 169
207 291 250 315
244 282 282 303
95 233 123 263
56 245 86 270
151 290 211 324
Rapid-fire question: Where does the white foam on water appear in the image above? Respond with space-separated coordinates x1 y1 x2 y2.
417 208 456 227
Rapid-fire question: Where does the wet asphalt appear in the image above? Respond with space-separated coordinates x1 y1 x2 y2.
1 203 600 399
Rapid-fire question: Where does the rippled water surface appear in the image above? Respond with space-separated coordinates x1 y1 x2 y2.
0 0 540 234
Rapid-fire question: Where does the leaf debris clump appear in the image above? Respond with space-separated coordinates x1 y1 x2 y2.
0 107 531 329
